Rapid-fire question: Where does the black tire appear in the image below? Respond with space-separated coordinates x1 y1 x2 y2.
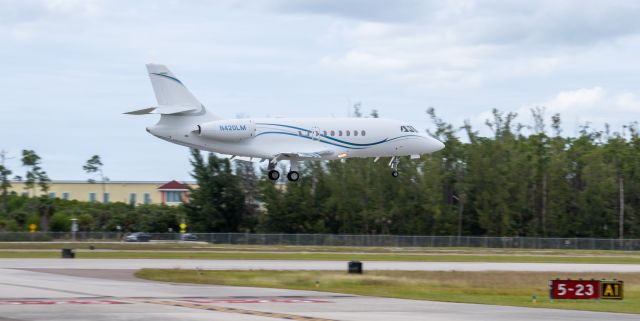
287 171 300 181
268 170 280 181
391 170 399 177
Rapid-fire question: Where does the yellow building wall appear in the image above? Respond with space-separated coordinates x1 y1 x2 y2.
8 181 196 206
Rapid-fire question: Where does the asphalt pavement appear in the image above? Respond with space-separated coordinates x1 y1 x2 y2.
0 259 638 320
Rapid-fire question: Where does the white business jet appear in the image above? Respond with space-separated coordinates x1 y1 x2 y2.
127 64 445 181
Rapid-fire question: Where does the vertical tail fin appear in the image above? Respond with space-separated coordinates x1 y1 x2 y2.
146 64 202 108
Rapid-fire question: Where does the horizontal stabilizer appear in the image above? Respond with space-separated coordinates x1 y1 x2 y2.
152 105 198 114
124 105 198 115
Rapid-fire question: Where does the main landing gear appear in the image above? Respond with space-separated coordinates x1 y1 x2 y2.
267 159 299 182
287 171 299 181
389 156 400 178
268 169 280 180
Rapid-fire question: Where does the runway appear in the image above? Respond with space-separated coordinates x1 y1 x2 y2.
0 259 638 321
2 258 640 272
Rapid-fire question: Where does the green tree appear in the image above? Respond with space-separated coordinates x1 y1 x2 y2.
20 150 52 231
185 149 245 232
21 150 50 196
83 155 108 199
0 164 11 215
235 160 259 232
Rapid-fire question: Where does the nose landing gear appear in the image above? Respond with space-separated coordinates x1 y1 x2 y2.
389 156 400 177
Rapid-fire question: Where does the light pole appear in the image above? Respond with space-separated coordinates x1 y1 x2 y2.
70 218 78 241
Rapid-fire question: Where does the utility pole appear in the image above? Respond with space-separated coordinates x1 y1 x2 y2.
619 177 624 240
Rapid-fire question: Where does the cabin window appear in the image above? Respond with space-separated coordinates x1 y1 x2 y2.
298 131 302 136
339 130 343 136
361 130 366 136
346 130 350 136
354 130 358 136
323 130 327 136
331 130 335 136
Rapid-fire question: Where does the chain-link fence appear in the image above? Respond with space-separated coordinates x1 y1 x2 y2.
1 232 640 250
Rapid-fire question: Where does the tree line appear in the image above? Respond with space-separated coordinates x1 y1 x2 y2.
1 108 638 238
187 107 639 238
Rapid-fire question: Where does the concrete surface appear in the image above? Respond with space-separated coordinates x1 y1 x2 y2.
0 259 638 320
0 259 640 321
1 258 640 272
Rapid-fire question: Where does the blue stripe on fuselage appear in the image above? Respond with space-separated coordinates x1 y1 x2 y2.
254 131 367 149
255 122 389 146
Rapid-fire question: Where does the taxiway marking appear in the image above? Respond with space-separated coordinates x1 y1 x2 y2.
138 299 340 321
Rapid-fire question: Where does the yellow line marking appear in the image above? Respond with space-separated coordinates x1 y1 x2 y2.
136 299 339 321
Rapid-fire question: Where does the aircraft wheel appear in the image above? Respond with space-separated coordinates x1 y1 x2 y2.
287 171 300 182
391 170 399 178
268 170 280 181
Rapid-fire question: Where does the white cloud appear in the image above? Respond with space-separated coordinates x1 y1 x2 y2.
42 0 104 16
475 87 639 136
531 87 639 116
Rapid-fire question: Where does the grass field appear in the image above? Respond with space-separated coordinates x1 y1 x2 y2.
2 250 640 263
136 269 640 314
1 242 638 256
1 243 640 263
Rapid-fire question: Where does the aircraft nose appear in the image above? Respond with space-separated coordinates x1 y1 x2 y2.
433 138 445 151
424 136 445 153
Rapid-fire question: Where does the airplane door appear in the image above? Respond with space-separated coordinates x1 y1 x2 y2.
311 126 320 140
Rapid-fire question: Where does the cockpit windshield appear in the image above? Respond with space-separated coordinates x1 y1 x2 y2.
400 125 418 133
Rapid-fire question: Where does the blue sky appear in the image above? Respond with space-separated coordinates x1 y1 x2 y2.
1 0 639 181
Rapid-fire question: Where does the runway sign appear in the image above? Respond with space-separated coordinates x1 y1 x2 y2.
549 279 600 300
600 280 624 300
0 300 129 305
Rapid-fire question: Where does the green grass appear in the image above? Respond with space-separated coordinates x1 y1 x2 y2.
1 242 639 256
1 249 640 264
2 242 640 263
136 269 640 314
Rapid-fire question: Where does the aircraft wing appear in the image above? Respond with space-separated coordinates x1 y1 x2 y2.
275 150 334 159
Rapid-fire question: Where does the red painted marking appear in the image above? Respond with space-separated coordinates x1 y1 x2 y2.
0 300 129 305
181 299 330 304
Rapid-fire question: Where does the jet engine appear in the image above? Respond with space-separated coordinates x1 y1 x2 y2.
194 119 256 141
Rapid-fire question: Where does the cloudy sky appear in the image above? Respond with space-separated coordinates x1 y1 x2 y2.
1 0 639 181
